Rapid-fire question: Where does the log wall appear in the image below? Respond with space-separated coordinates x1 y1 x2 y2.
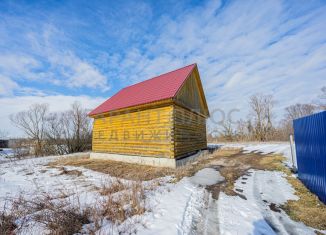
92 105 174 157
92 104 207 159
173 105 207 158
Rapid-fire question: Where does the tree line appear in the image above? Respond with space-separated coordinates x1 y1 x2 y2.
10 102 92 157
4 86 326 156
208 86 326 142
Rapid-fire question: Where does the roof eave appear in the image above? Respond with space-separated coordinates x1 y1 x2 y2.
89 98 174 118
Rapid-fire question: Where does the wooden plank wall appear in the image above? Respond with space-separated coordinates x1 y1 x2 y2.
175 70 209 117
173 105 207 158
92 105 174 157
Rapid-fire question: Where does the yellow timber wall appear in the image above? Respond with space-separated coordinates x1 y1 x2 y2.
92 104 207 159
92 105 174 158
173 105 207 158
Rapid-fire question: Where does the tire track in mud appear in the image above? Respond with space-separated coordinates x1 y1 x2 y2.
251 170 315 235
178 185 206 234
178 186 220 235
178 168 223 235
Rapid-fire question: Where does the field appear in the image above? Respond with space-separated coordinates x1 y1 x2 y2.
0 143 325 235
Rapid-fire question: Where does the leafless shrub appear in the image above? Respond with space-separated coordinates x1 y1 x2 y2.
10 139 31 159
100 181 147 224
0 196 34 234
100 178 126 195
0 204 17 234
0 192 91 235
31 198 90 235
1 179 150 234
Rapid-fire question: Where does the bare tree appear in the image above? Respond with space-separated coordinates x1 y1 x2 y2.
285 103 316 121
46 112 67 155
46 102 92 154
220 120 236 141
62 102 92 153
10 104 49 156
316 86 326 110
235 119 251 141
0 130 8 139
248 93 275 141
280 103 316 137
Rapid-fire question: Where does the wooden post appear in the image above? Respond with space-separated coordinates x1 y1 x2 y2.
289 134 297 172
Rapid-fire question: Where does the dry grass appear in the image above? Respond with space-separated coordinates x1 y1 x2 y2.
57 166 83 177
102 182 146 224
48 157 175 181
82 179 149 234
0 210 17 234
282 174 326 230
1 180 149 234
47 149 237 181
0 197 30 234
1 192 91 235
99 178 126 195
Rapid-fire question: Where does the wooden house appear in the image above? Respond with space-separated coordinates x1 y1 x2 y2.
88 64 209 167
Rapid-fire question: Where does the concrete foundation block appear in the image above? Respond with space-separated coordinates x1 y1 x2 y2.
89 150 208 168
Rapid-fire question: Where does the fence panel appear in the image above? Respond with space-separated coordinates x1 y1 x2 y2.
293 111 326 204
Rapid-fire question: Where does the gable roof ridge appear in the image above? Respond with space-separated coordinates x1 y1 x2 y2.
123 63 197 90
172 63 197 98
89 63 198 116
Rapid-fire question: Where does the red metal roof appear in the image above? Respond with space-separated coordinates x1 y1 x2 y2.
89 64 196 116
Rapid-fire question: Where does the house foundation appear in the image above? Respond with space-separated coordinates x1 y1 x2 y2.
90 150 209 168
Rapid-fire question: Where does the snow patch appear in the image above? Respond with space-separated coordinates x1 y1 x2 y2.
218 169 315 235
210 142 296 167
190 168 225 186
138 177 209 235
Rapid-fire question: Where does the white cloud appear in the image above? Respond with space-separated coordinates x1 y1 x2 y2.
0 75 19 96
0 54 43 81
107 0 326 121
0 23 110 92
0 95 105 137
47 51 110 91
0 0 325 134
0 74 53 97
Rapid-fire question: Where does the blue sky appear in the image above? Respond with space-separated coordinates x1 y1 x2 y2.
0 0 326 136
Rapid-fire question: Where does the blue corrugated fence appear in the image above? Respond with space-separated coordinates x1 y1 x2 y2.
293 111 326 203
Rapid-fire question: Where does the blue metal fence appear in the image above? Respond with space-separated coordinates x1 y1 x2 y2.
293 111 326 204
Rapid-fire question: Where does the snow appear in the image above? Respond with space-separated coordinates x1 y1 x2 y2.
0 152 129 234
210 142 296 168
135 168 224 235
0 153 93 200
0 143 321 235
190 168 225 186
218 169 315 235
136 177 207 235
